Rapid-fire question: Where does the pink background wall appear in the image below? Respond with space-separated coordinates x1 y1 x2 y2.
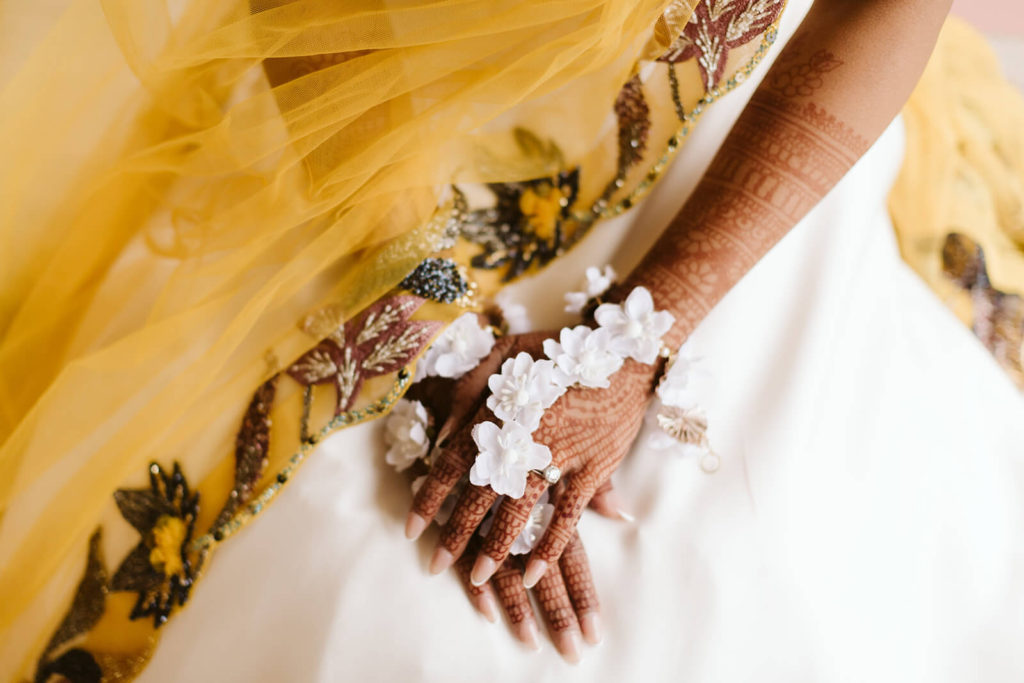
952 0 1024 35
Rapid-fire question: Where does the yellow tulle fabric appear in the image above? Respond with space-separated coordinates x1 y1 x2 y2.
0 0 702 674
890 16 1024 385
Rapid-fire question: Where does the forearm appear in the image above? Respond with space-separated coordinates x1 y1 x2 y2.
627 0 951 347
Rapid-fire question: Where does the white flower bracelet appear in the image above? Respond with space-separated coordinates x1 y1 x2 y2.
469 284 675 498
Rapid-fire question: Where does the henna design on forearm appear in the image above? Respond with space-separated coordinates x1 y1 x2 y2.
628 39 870 348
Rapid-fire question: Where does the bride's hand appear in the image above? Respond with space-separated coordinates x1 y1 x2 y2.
406 331 657 645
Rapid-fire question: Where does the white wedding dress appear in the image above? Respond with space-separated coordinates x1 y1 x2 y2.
142 2 1024 680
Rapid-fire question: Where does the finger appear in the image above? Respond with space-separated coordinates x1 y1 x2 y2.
524 474 596 587
560 532 601 645
453 540 500 624
429 483 498 575
406 429 477 540
472 475 548 586
588 481 634 522
434 334 516 445
492 558 542 650
534 562 583 663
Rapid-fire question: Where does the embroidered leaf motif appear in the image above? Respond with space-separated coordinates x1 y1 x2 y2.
39 529 107 671
287 295 441 414
658 0 785 89
211 376 278 531
614 75 651 172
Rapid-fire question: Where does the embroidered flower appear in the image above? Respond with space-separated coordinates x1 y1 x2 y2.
416 312 495 381
470 421 552 498
110 462 198 627
383 399 431 472
479 491 554 555
543 325 623 389
486 352 568 431
594 287 674 364
564 265 617 314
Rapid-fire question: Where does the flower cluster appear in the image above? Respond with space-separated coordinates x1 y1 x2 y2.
471 281 675 498
646 344 717 469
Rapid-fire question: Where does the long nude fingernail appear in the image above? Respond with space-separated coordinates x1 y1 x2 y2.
557 629 582 664
580 612 602 645
616 507 635 523
405 513 428 541
470 555 497 586
476 593 499 623
516 620 541 651
429 547 453 575
523 560 547 589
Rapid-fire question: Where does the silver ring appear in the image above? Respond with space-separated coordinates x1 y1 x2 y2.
532 464 562 485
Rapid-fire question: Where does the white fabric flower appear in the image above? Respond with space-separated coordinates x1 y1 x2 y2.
543 325 623 389
416 312 495 381
495 292 533 334
564 265 617 314
656 354 700 409
510 498 555 555
594 286 674 364
486 352 567 431
479 491 554 555
384 399 430 472
470 421 552 498
411 475 460 526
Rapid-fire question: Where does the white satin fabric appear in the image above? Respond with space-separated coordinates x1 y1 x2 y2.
142 3 1024 680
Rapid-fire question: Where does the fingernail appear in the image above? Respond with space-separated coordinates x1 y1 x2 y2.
616 507 635 523
516 620 541 651
557 629 582 664
405 513 428 541
523 560 547 589
580 612 602 645
429 547 453 575
470 555 497 587
476 593 499 623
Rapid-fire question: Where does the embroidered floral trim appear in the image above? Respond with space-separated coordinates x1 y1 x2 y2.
288 295 441 414
111 462 198 627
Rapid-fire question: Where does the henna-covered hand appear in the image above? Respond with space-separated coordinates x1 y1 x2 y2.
406 331 655 655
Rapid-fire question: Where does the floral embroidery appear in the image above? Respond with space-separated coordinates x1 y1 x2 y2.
212 376 277 531
111 462 199 627
288 295 442 414
35 529 107 683
462 169 580 280
612 75 651 176
659 0 785 90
